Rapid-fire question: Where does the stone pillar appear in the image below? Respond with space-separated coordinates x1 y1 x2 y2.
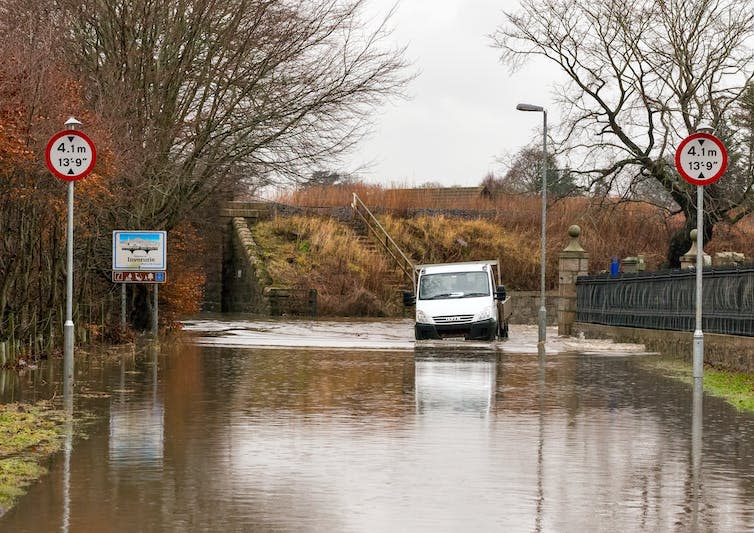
558 225 589 336
622 256 639 273
680 229 711 269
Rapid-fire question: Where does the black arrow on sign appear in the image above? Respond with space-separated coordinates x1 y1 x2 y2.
698 173 706 180
67 136 74 142
67 169 74 175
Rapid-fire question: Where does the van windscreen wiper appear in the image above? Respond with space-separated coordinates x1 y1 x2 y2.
427 293 458 299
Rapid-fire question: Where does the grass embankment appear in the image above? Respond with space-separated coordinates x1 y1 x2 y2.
642 358 754 412
0 401 66 515
252 215 404 316
278 183 754 280
256 184 754 316
251 213 544 316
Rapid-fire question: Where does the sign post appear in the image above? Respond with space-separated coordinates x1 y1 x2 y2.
45 118 96 392
112 231 167 338
675 131 728 379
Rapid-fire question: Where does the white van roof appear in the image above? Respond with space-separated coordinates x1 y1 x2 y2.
416 260 498 275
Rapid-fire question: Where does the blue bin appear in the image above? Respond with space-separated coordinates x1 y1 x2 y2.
610 257 620 277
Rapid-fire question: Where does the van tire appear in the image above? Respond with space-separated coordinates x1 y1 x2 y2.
497 321 509 339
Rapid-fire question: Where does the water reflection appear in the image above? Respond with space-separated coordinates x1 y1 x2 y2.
0 370 18 401
535 344 546 533
414 354 496 416
2 324 754 532
691 377 703 533
109 344 164 476
61 366 73 533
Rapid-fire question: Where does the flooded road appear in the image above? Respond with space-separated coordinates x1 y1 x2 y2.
2 318 754 532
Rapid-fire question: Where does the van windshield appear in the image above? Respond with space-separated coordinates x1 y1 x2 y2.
418 271 491 300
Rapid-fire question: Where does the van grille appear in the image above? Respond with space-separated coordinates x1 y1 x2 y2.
433 314 474 324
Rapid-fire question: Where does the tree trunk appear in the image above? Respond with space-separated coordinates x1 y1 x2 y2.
666 214 714 268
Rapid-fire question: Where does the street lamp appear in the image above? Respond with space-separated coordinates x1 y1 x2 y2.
516 103 548 344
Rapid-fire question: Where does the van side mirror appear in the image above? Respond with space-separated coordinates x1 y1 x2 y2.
495 285 507 301
402 291 416 307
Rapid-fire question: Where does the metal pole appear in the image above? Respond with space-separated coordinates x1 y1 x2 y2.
63 176 75 390
121 283 127 328
538 111 548 345
152 285 159 338
59 116 83 394
693 185 704 378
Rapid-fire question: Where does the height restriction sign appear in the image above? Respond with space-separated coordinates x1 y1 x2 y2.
675 132 728 186
45 130 96 181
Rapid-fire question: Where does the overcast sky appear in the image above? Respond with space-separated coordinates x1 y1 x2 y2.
344 0 560 188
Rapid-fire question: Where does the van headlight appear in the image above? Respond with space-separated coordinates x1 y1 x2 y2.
473 307 492 322
416 309 432 324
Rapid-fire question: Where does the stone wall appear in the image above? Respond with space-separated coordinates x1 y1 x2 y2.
508 290 558 325
221 217 270 314
203 201 269 312
201 218 226 312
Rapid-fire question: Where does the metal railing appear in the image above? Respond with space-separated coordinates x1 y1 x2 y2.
576 265 754 336
351 193 416 289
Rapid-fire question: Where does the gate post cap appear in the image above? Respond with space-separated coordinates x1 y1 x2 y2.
563 225 584 252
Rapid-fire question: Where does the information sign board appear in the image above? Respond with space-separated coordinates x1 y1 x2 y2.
113 231 167 271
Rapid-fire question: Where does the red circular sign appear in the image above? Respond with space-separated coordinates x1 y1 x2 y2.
674 132 728 186
45 130 97 181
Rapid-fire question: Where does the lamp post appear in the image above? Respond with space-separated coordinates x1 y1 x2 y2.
516 103 548 344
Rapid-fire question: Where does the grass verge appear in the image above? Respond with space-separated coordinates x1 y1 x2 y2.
0 401 66 516
641 357 754 412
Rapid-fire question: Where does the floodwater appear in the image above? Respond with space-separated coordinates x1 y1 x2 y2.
1 318 754 532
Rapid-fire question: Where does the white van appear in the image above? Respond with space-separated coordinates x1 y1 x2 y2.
404 260 512 341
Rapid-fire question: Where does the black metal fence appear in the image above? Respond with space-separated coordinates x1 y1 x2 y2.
576 265 754 337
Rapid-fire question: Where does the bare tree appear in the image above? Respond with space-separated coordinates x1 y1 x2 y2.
307 169 357 187
493 146 579 198
0 0 411 338
59 0 410 230
495 0 754 266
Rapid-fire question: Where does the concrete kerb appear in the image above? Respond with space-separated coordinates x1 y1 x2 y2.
575 322 754 373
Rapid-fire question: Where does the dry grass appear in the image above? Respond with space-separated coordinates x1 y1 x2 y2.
548 198 679 272
270 185 754 295
382 215 539 290
251 215 407 316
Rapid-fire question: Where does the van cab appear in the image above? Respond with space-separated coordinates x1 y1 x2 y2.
404 261 512 341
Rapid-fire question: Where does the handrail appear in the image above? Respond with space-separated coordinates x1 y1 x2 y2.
351 193 416 289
